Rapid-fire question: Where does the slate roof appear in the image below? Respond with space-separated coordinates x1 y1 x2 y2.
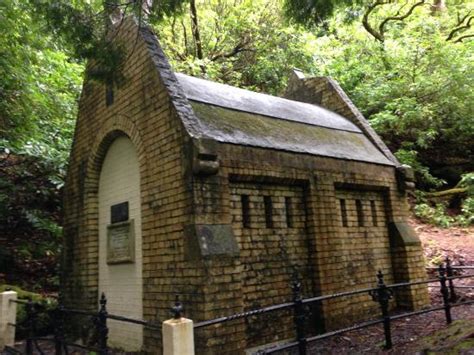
175 73 393 166
176 73 359 133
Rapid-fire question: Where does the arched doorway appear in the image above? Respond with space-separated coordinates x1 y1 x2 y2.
98 135 143 351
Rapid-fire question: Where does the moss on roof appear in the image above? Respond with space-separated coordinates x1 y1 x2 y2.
190 102 393 166
176 72 361 133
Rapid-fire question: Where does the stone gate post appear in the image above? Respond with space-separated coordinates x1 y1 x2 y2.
162 317 195 355
0 291 17 349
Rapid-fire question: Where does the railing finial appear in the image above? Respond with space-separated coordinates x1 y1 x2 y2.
171 295 183 319
438 264 446 277
100 292 107 309
376 269 384 286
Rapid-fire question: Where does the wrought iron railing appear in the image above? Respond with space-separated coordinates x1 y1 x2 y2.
4 293 160 355
3 257 473 354
191 258 474 354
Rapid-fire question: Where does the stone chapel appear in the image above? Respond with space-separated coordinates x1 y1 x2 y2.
62 17 429 353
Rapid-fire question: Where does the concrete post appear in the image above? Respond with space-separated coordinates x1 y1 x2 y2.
0 291 17 349
162 317 194 355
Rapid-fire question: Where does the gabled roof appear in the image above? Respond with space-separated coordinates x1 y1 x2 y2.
175 73 360 133
174 73 393 166
137 20 393 166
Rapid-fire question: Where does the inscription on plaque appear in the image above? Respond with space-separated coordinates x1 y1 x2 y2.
107 220 135 264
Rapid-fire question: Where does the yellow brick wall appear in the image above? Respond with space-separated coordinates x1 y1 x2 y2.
63 17 430 355
229 183 312 346
62 18 207 353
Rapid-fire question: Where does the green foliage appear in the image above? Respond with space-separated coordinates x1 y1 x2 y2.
0 0 82 291
157 0 318 94
455 173 474 226
414 202 455 228
414 200 473 228
395 149 446 189
283 0 367 28
29 0 190 85
303 4 474 188
458 173 474 194
0 1 83 151
457 197 474 226
413 173 474 227
0 152 63 290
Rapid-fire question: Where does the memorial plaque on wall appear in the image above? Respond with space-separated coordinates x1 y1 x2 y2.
107 220 135 264
111 202 129 224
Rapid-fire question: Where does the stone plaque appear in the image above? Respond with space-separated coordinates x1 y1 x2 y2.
184 224 239 260
107 220 135 264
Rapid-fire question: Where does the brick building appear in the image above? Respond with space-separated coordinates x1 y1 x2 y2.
63 17 429 353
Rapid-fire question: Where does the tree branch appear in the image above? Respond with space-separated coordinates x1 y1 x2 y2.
378 0 426 38
210 41 254 61
362 0 386 43
446 14 473 41
454 33 474 43
181 19 189 56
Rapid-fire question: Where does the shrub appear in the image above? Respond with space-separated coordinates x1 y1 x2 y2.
414 202 454 228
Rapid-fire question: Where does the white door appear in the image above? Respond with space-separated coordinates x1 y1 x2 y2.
98 136 143 351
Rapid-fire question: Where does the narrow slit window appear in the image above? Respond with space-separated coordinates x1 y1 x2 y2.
285 197 293 228
241 195 251 228
264 196 273 228
370 200 378 226
356 199 364 227
105 84 114 106
339 199 348 227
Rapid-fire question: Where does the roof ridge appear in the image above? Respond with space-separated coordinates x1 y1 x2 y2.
175 72 362 134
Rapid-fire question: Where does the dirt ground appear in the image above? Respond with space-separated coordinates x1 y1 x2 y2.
416 219 474 265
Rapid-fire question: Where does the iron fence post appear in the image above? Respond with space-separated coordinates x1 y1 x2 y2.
25 298 34 355
369 270 393 350
438 265 452 324
97 293 109 355
291 274 306 355
445 257 457 302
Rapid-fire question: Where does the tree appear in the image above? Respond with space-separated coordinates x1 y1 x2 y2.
0 0 83 289
27 0 190 86
283 0 362 27
289 3 474 188
284 0 474 44
157 0 319 94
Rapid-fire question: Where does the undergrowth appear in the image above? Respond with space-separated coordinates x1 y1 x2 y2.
413 173 474 228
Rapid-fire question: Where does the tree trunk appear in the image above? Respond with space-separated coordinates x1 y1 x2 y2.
190 0 204 60
431 0 447 14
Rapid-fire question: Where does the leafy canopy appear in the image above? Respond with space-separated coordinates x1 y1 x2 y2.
284 0 474 188
157 0 319 94
0 0 83 289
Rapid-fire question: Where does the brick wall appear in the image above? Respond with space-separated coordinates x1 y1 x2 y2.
229 183 314 346
194 143 431 352
63 18 430 354
62 18 207 353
